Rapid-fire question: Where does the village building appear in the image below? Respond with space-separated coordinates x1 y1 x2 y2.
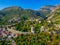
31 25 35 34
35 18 41 22
11 40 16 45
47 20 51 23
39 21 41 23
8 17 20 23
40 26 45 32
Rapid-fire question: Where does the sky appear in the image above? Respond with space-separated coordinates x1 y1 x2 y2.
0 0 60 10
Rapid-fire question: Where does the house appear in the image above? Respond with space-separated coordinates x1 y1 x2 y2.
36 18 40 22
40 26 45 32
11 40 16 45
7 24 15 30
47 20 51 23
39 21 41 23
11 33 18 38
8 17 20 23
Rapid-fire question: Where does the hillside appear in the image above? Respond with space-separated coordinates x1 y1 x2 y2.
0 5 60 25
0 6 41 25
39 5 56 17
46 5 60 30
47 5 60 23
0 5 60 45
0 6 41 18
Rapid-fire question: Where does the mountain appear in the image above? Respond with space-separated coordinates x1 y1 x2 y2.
0 6 42 19
0 5 60 25
39 5 56 17
47 5 60 26
0 6 43 25
1 6 55 21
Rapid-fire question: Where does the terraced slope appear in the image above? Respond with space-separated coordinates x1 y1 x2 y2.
47 5 60 29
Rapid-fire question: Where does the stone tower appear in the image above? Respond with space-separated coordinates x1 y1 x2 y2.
31 25 35 34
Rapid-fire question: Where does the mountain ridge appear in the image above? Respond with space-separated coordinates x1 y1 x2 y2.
0 5 60 25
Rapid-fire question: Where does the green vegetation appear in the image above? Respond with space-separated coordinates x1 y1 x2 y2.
0 5 60 45
14 33 60 45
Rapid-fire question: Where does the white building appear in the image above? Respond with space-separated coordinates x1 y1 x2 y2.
40 26 45 32
39 21 41 23
47 20 51 23
31 26 35 34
